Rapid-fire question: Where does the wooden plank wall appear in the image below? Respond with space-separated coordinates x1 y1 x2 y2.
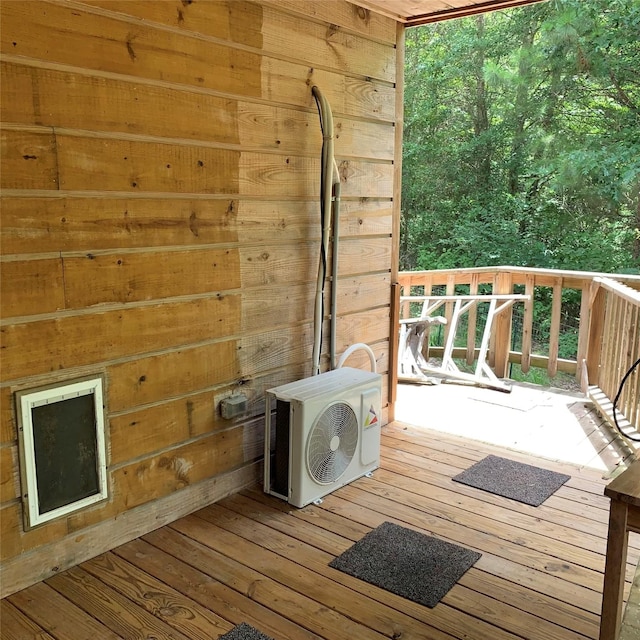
0 0 398 596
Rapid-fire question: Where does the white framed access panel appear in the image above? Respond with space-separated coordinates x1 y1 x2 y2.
16 376 108 529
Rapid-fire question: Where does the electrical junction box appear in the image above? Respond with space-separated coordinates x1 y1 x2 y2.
220 394 248 419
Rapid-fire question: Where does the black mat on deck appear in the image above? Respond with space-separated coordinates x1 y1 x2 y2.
219 623 275 640
329 521 481 608
452 454 570 506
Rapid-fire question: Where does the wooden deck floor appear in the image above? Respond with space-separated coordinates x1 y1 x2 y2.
3 421 640 640
396 381 640 473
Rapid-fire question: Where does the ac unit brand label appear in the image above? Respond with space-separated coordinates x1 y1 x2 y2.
364 404 379 428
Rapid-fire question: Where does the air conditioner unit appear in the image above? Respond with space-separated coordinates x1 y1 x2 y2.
264 367 382 508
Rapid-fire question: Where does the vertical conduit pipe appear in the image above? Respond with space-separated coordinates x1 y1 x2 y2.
311 86 341 375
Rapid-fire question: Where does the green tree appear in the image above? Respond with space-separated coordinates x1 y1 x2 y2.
402 0 640 273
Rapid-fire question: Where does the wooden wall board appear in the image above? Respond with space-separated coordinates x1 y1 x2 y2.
0 2 263 98
337 199 393 237
0 59 241 146
61 247 241 308
0 257 65 318
56 135 241 193
5 129 390 196
0 446 17 503
259 0 398 44
1 423 251 559
0 197 240 255
259 58 396 121
0 388 16 444
84 0 265 48
336 236 393 274
0 129 58 190
336 273 393 314
107 339 240 413
2 296 241 381
108 367 305 467
239 154 393 198
0 197 392 256
0 501 69 562
335 306 391 350
260 7 396 83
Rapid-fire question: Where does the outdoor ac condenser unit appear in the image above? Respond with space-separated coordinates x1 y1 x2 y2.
264 367 382 508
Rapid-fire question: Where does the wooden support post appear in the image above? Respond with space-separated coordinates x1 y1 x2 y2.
388 282 401 420
492 271 513 379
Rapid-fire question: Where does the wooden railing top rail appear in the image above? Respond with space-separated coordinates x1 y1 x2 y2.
594 277 640 306
399 266 640 290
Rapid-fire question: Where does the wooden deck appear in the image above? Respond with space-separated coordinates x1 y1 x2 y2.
3 416 640 640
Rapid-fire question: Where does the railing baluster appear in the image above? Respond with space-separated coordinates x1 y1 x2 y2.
521 274 534 374
466 272 479 365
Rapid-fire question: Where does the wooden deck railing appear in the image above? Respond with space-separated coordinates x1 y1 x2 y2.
397 266 640 435
586 277 640 438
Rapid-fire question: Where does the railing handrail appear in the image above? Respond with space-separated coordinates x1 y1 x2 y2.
401 265 640 284
593 277 640 306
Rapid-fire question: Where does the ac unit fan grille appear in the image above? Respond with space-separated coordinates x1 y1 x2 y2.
307 401 358 485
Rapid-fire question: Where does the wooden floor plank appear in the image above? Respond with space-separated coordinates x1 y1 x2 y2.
7 581 123 640
46 566 193 640
80 551 233 639
0 599 56 640
5 419 635 640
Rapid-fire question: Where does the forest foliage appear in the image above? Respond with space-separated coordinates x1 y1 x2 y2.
401 0 640 275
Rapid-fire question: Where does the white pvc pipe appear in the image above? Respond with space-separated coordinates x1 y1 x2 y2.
336 343 377 373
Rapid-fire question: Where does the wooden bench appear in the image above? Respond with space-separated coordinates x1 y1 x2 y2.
600 462 640 640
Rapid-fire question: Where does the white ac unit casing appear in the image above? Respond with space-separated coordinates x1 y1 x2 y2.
264 367 382 508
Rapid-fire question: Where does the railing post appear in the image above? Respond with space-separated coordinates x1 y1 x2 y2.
389 282 401 422
492 271 513 378
586 280 606 387
576 284 592 388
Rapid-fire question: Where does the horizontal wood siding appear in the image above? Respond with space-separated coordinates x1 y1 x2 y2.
0 0 397 596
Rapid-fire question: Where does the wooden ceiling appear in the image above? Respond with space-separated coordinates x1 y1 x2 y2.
353 0 546 26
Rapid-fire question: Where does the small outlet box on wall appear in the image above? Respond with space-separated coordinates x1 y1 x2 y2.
220 393 248 419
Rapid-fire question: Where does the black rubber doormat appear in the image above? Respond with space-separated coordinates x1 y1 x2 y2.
329 521 481 608
452 454 570 506
219 623 275 640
